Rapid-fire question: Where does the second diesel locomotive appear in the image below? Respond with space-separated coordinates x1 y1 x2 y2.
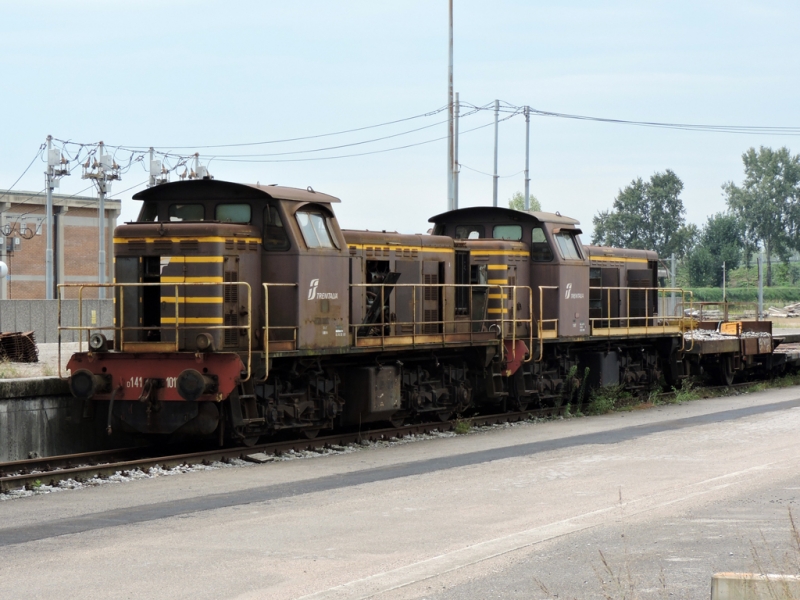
63 178 774 443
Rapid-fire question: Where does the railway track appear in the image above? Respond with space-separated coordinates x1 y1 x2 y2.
0 407 554 494
1 376 782 494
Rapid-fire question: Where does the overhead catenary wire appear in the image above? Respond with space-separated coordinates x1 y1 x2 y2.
53 105 454 152
7 100 800 210
0 146 46 206
204 111 523 163
460 164 525 179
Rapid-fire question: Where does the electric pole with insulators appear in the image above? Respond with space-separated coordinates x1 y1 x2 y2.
82 141 120 299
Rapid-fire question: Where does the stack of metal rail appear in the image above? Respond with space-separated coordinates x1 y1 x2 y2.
0 331 38 363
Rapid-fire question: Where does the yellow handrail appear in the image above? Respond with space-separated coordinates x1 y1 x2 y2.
57 281 252 381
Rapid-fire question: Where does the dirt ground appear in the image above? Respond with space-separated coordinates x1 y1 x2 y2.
0 342 81 379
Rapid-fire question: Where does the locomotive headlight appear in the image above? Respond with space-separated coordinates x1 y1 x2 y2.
89 333 109 352
195 333 214 352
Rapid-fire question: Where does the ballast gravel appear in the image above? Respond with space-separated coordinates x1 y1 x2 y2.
0 420 546 502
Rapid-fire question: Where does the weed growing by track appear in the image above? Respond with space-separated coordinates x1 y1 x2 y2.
0 359 21 379
453 418 472 435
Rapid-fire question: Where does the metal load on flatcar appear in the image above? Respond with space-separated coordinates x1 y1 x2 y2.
59 179 788 444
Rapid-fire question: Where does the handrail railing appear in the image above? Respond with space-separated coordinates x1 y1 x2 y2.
57 281 252 381
349 282 535 356
260 282 299 383
537 286 559 362
692 301 760 323
590 286 694 350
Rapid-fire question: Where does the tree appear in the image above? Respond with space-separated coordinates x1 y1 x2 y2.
591 170 696 257
684 212 743 286
508 191 541 212
724 146 800 286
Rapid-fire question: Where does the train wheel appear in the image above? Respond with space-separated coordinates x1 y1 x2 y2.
436 411 452 422
714 356 735 386
242 435 260 447
302 428 321 439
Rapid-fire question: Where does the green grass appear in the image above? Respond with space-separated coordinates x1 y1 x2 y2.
0 358 21 379
586 385 632 415
672 379 700 402
687 286 800 304
453 419 472 435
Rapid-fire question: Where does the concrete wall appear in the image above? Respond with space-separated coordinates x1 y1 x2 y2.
0 377 128 461
0 299 114 343
711 572 800 599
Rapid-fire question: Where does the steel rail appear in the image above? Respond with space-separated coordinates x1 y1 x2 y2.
0 408 561 494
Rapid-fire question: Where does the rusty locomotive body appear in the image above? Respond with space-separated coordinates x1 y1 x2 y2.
62 179 774 443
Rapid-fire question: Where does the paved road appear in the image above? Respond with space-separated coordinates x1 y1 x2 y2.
2 389 800 599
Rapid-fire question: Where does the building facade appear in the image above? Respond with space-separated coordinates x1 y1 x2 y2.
0 190 120 299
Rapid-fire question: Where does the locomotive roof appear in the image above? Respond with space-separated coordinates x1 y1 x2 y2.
132 179 340 203
428 206 580 225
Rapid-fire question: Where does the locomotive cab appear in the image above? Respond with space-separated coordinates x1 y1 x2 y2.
429 207 589 339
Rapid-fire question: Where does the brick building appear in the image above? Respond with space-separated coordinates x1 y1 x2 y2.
0 190 120 299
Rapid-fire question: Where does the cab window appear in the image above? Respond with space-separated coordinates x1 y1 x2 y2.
137 202 158 222
216 203 251 223
493 225 522 241
263 204 290 251
554 232 583 260
530 226 554 262
296 210 335 249
169 204 204 221
455 225 483 239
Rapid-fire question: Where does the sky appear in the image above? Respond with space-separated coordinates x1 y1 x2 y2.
2 1 799 240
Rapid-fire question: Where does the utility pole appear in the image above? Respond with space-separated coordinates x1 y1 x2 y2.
492 99 499 207
722 261 726 303
524 106 530 211
45 135 68 300
82 142 120 299
453 92 460 209
447 0 454 211
670 253 676 315
757 251 764 319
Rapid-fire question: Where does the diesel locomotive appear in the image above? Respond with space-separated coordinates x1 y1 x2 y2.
62 178 773 443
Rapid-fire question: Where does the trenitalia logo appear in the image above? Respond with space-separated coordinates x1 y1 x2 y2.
564 283 585 300
308 279 319 300
308 279 339 301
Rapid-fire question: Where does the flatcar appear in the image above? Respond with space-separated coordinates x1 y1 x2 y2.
62 178 785 443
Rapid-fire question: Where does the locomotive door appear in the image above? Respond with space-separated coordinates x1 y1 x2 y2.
590 268 620 328
114 256 164 346
421 260 441 334
627 269 654 327
394 260 419 335
454 250 470 333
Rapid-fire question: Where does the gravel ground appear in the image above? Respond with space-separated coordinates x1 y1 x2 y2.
0 341 80 378
2 388 800 599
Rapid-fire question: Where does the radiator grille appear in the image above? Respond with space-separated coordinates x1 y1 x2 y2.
424 274 438 301
224 313 239 346
224 271 238 304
